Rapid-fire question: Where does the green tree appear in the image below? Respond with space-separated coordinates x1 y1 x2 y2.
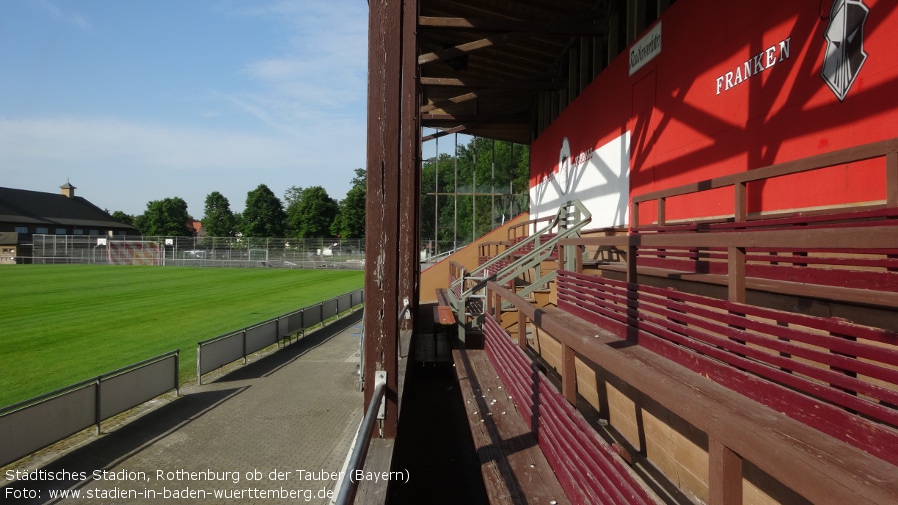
333 168 366 238
202 191 237 237
287 186 339 238
284 186 305 237
421 138 529 251
133 197 192 236
110 210 134 226
241 184 287 237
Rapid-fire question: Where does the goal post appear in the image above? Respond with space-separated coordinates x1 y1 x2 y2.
249 248 269 263
107 240 162 266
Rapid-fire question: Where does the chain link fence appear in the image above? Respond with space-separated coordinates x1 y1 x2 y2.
30 235 365 270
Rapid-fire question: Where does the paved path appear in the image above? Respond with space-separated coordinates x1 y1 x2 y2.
3 312 365 505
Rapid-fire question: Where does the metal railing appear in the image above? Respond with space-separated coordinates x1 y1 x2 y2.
0 350 179 468
332 372 387 505
29 235 366 269
332 298 408 504
447 200 591 321
197 289 365 384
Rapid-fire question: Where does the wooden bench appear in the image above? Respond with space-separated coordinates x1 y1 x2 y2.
557 269 898 464
432 305 455 336
575 221 898 310
453 347 574 505
480 315 662 505
485 279 898 505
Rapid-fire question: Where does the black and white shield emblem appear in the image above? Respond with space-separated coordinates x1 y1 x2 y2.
822 0 869 101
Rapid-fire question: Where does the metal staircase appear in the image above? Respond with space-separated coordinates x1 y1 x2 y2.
447 200 591 333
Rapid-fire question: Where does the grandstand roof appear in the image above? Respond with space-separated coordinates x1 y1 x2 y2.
418 0 614 144
0 186 136 231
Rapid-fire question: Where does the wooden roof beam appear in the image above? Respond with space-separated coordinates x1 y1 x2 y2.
419 32 532 65
422 124 469 142
420 91 480 113
418 16 607 37
421 76 559 91
422 111 529 123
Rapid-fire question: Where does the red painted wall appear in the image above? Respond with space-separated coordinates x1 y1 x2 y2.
531 0 898 224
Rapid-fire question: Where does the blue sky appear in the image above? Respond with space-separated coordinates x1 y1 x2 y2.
0 0 369 216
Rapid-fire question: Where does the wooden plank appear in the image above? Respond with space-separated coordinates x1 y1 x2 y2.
594 261 898 309
420 76 559 91
483 317 659 504
435 306 455 325
418 16 607 36
631 138 898 203
453 348 572 505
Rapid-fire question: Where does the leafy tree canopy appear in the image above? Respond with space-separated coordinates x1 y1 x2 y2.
421 138 529 251
202 191 237 237
332 168 366 238
241 184 286 238
133 197 192 236
286 186 339 238
110 210 134 226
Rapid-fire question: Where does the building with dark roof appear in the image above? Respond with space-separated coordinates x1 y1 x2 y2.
0 182 137 263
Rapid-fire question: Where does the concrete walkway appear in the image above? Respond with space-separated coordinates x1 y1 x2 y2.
2 312 365 505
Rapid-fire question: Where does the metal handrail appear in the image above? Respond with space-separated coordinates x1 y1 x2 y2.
448 200 591 312
333 374 387 505
333 298 407 504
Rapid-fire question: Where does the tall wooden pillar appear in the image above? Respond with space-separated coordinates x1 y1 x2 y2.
364 0 418 439
399 0 421 335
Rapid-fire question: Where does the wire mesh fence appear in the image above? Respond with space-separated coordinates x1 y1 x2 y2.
30 235 365 270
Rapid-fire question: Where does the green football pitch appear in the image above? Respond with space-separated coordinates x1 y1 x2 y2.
0 264 364 409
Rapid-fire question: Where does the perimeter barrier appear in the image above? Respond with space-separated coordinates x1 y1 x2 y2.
0 351 180 468
197 288 364 384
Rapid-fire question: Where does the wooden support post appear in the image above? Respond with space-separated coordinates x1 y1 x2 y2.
709 438 743 505
399 0 420 337
364 0 417 439
486 286 493 317
517 310 527 349
562 344 577 405
626 243 638 284
887 152 898 208
630 201 639 229
657 197 666 226
734 181 747 223
728 244 746 304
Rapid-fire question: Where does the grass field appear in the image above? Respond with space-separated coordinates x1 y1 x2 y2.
0 264 364 409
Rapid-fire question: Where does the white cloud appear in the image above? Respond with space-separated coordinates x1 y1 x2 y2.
35 0 91 31
0 116 295 170
219 0 368 130
0 115 365 214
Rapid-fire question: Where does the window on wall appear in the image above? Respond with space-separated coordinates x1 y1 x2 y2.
14 226 28 233
74 229 84 235
56 228 67 235
36 227 49 234
89 230 99 235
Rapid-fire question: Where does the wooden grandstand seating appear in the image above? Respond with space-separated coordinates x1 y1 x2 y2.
485 279 898 505
453 346 575 505
556 269 898 465
480 315 662 505
477 208 898 503
458 136 898 504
